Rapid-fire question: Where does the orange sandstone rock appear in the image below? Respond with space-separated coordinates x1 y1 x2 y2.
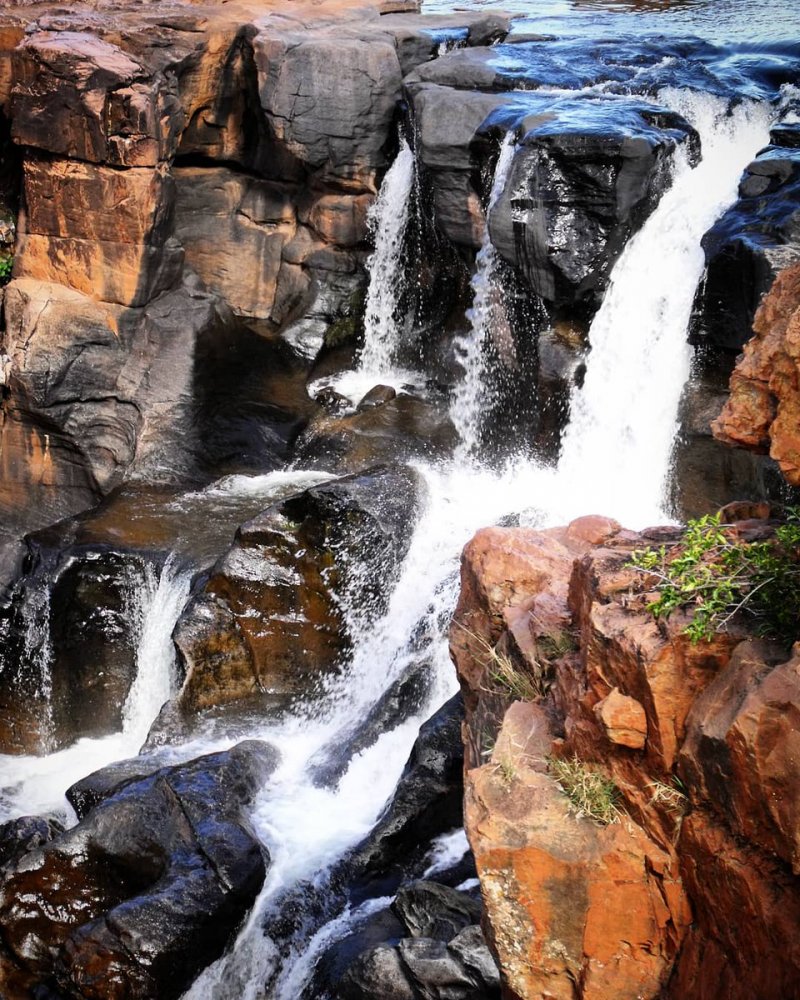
714 263 800 483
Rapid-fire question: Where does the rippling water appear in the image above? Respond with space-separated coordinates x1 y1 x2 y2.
422 0 800 45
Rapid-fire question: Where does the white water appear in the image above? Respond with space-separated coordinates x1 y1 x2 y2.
357 139 417 379
0 558 193 823
556 90 773 526
450 132 517 456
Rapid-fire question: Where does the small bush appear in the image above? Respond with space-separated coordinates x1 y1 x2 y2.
0 253 12 285
629 511 800 644
549 755 620 825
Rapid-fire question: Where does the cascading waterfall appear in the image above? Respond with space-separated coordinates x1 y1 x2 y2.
309 139 418 405
183 86 778 997
0 557 193 822
121 555 193 746
555 89 773 526
357 139 416 377
450 132 517 457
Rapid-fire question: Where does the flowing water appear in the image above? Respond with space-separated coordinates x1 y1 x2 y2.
1 0 796 996
450 131 518 457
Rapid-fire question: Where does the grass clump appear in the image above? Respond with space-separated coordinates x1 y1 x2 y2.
549 755 620 826
645 778 688 815
0 252 12 285
629 511 800 644
456 624 546 701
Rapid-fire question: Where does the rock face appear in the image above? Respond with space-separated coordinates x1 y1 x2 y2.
693 141 800 351
164 465 424 730
0 740 276 1000
713 263 800 485
451 512 800 1000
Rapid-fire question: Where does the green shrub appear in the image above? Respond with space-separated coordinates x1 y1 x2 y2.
0 253 12 285
630 511 800 644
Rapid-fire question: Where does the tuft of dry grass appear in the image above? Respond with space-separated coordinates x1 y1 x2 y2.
456 623 547 700
646 779 688 814
549 755 621 826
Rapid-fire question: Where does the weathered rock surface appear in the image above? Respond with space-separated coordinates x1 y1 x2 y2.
451 511 800 1000
693 143 800 351
162 465 424 729
714 262 800 484
0 740 275 1000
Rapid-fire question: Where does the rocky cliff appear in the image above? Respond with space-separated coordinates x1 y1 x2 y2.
451 508 800 1000
714 262 800 485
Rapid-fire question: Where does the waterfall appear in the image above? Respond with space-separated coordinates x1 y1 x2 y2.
357 139 417 377
0 557 193 822
184 88 778 997
555 90 773 526
450 132 517 457
121 555 193 746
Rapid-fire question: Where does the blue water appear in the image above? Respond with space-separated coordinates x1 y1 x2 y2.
422 0 800 47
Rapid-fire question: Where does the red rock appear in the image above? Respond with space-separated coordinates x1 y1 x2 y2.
680 639 800 873
714 263 800 484
593 687 647 749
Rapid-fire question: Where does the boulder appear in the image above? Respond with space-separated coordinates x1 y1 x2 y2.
489 101 698 316
171 465 425 716
392 881 481 941
339 926 500 1000
0 741 276 1000
344 694 465 890
295 393 458 475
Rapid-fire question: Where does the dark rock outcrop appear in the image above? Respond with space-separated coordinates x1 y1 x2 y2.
693 143 800 351
0 740 276 1000
162 465 425 729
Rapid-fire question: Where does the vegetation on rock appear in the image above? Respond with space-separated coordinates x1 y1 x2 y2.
630 511 800 644
548 755 621 825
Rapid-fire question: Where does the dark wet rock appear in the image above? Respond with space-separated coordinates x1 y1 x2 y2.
393 881 481 941
693 146 800 351
66 756 169 820
344 695 465 892
295 394 458 475
0 816 63 871
0 741 275 1000
312 904 407 997
315 386 352 414
339 944 419 1000
169 466 425 719
489 101 698 317
339 925 500 1000
358 384 398 410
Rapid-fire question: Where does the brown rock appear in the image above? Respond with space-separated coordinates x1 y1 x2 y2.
466 749 689 1000
669 811 800 1000
714 263 800 484
680 639 800 873
593 687 647 749
173 165 299 321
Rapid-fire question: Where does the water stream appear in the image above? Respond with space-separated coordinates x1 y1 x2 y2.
0 3 793 996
